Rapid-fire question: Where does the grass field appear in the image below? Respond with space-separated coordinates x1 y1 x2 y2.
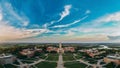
64 61 87 68
35 61 57 68
74 53 83 59
46 53 59 61
0 64 3 68
83 57 97 64
63 53 75 61
39 53 47 59
4 64 17 68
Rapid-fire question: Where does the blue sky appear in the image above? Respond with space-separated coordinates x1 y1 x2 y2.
0 0 120 43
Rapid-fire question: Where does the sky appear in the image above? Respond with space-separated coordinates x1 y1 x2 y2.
0 0 120 43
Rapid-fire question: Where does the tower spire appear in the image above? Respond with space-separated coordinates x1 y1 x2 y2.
59 42 62 49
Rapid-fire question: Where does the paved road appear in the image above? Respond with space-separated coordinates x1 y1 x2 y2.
29 59 45 66
96 59 103 68
77 59 92 66
56 54 64 68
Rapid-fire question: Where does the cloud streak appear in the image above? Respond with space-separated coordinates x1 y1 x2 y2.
0 23 47 41
0 3 48 41
1 2 29 27
58 5 72 22
42 5 72 28
66 11 120 41
86 11 120 27
85 10 91 14
52 15 88 28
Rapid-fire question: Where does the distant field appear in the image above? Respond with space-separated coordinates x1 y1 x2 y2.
64 61 87 68
63 53 75 61
35 61 57 68
46 53 59 61
75 53 83 59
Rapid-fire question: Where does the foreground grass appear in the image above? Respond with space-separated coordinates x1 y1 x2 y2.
46 53 58 61
64 61 87 68
35 61 57 68
4 64 17 68
63 53 75 61
0 64 3 68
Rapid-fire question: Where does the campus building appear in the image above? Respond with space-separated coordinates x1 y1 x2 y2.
79 49 105 58
20 47 42 58
104 55 120 65
64 47 75 52
47 43 75 53
47 46 58 52
0 54 16 65
20 49 35 58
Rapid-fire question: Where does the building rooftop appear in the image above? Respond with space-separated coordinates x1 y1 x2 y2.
107 55 120 60
0 54 13 59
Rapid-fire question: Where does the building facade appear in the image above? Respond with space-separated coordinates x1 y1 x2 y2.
0 54 16 65
104 55 120 65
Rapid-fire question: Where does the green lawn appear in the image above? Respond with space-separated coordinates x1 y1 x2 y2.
46 53 58 61
64 61 87 68
63 53 75 61
83 58 97 64
35 61 57 68
75 53 83 59
34 52 47 59
4 64 17 68
0 64 3 68
39 53 47 59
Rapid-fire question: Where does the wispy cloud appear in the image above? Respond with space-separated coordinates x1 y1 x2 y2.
0 23 48 41
64 30 75 36
8 11 120 42
43 8 90 29
43 5 72 28
107 35 120 40
76 11 120 29
0 4 48 41
67 11 120 41
85 10 91 14
2 2 29 27
87 11 120 27
0 13 2 21
58 5 72 22
51 15 88 28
